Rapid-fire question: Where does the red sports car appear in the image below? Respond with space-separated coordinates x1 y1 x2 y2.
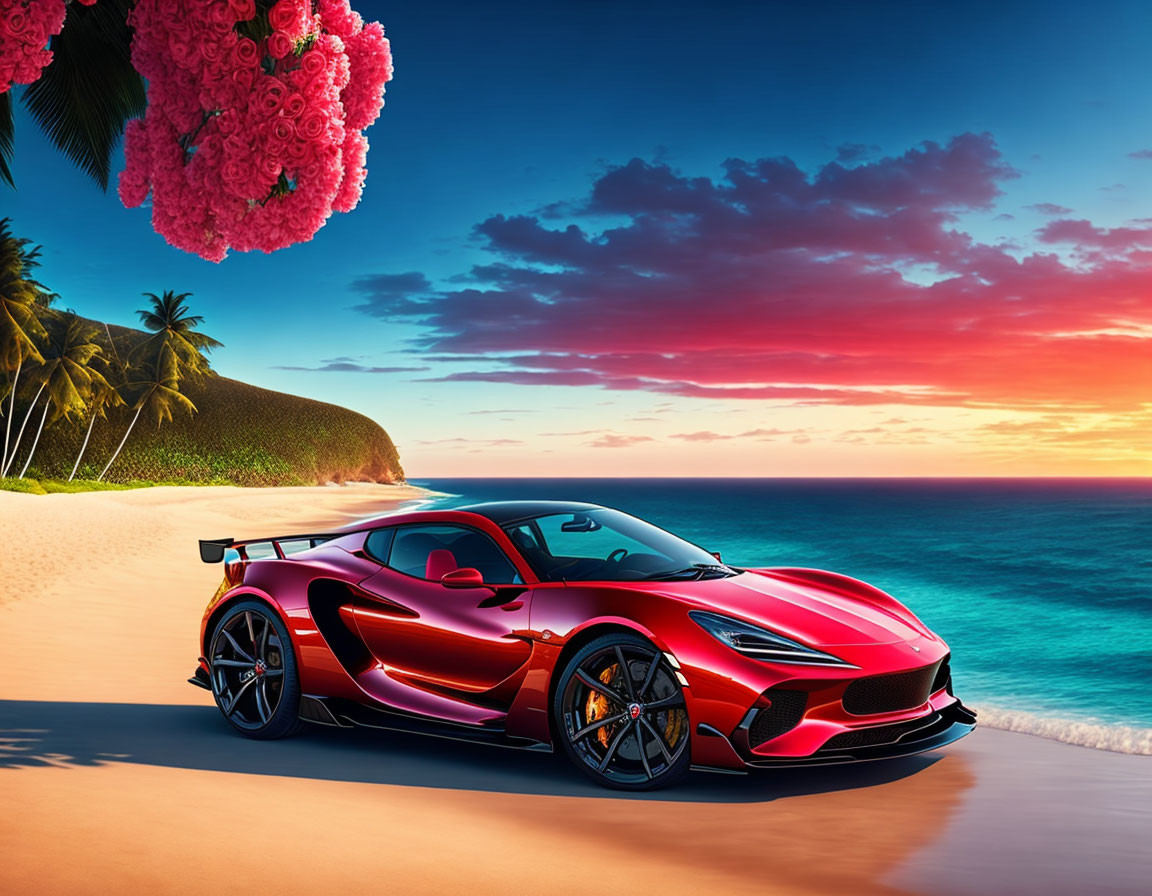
192 501 975 789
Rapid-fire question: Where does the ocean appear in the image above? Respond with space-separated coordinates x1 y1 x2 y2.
409 478 1152 755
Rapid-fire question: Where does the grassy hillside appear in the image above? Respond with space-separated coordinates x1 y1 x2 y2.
11 321 404 487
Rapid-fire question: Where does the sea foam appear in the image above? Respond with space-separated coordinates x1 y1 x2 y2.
977 706 1152 756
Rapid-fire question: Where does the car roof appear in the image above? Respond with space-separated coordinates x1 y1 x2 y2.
454 500 603 525
341 500 608 533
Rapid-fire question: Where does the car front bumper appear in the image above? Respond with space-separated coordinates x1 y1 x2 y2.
740 700 977 767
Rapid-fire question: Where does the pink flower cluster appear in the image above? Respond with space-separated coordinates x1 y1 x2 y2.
119 0 392 262
0 0 97 94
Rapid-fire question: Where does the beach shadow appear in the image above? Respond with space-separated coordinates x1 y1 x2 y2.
0 699 946 803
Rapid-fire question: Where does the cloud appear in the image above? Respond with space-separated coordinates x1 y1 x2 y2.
350 272 434 317
352 133 1151 413
272 357 428 373
1036 218 1152 251
1128 149 1152 160
1026 202 1073 215
587 433 656 448
670 428 798 442
670 430 734 442
414 437 525 447
835 143 881 163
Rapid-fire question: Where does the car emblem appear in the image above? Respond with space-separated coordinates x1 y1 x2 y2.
628 703 642 720
911 645 921 652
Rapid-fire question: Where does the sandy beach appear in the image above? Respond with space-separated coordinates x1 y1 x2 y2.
1 485 1149 895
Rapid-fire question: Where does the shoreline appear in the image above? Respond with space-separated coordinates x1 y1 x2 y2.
1 483 1148 894
974 705 1152 756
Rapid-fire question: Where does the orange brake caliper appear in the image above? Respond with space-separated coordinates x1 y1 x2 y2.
585 664 619 748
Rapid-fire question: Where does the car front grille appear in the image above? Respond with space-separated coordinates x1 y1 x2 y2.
822 713 941 751
748 689 808 747
842 660 944 715
932 653 953 695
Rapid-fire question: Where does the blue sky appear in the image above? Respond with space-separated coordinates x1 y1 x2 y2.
4 1 1151 475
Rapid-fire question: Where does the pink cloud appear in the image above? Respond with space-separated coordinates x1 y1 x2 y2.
587 433 656 448
353 133 1151 413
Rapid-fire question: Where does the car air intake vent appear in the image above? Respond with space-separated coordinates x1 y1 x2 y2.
748 689 807 747
931 654 952 695
842 661 943 715
822 713 941 751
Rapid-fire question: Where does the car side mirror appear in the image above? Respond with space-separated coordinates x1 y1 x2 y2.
711 551 723 562
441 567 485 588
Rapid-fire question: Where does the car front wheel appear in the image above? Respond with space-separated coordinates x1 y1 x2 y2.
553 632 691 790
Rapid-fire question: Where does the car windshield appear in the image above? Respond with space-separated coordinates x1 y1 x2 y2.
503 508 738 583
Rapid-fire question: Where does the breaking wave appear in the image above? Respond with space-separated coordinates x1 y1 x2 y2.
977 706 1152 756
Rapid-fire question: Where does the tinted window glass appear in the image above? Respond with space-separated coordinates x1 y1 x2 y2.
534 514 651 560
504 509 731 582
388 525 521 584
364 528 394 563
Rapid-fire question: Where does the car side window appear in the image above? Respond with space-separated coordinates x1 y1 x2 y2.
364 528 394 564
387 524 522 584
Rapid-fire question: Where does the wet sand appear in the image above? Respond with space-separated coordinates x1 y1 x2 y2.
1 486 1148 895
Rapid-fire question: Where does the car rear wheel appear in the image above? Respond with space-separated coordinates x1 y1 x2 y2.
553 632 691 790
208 600 301 739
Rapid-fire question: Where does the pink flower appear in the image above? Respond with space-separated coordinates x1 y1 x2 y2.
232 37 258 68
267 30 294 60
269 0 309 38
3 10 31 39
282 92 306 118
118 0 393 261
270 117 295 143
297 111 326 141
299 45 328 77
228 0 255 21
254 77 286 115
1 0 69 94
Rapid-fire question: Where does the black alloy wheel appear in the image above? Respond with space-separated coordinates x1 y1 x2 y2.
554 632 691 790
209 600 301 739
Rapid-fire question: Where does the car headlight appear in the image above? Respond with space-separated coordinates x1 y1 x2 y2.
689 610 857 667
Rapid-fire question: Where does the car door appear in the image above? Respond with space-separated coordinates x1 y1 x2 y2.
353 523 533 703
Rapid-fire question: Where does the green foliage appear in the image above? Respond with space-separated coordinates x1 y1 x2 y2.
12 0 145 190
132 291 223 383
0 93 13 189
0 476 46 494
0 218 52 374
0 477 236 495
18 319 404 487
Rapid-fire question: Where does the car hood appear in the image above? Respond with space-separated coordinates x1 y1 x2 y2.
651 570 931 647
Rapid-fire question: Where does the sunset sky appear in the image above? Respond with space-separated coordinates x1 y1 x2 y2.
5 0 1151 476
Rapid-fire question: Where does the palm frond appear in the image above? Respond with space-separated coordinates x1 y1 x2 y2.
22 0 145 191
0 93 14 189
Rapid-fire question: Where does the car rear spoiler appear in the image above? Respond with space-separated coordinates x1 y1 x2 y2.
198 532 341 563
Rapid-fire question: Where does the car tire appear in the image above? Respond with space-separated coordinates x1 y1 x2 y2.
553 632 691 790
207 599 301 739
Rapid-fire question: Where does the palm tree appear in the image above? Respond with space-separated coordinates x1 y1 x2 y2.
68 362 124 481
0 1 144 189
131 291 223 382
1 358 46 477
15 313 102 479
97 349 196 482
0 218 52 473
98 290 218 482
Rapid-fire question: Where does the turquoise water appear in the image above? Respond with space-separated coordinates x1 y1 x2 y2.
411 478 1152 750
